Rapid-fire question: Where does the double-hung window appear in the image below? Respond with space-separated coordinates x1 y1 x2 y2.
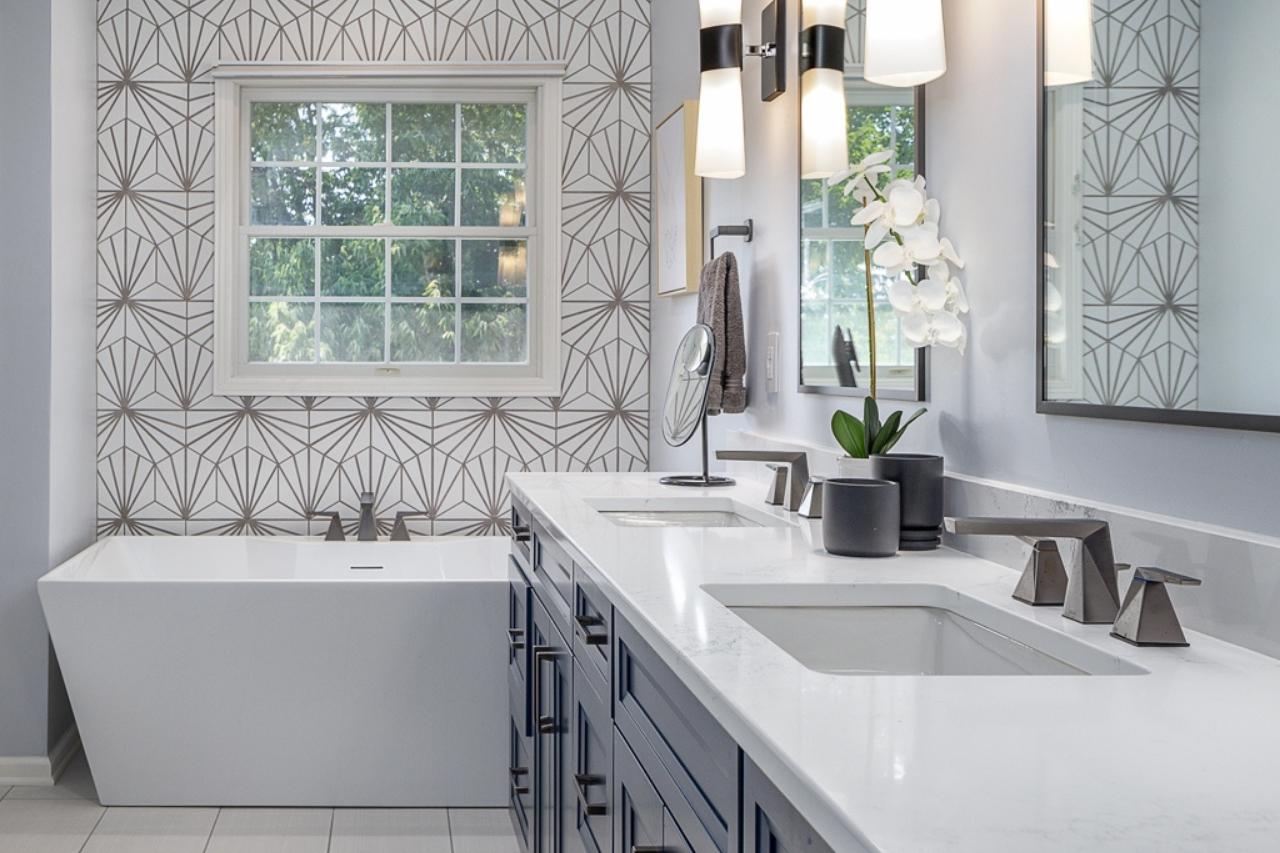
213 65 563 396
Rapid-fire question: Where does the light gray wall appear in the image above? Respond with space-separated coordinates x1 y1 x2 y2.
0 0 57 758
0 0 96 760
1199 0 1280 413
651 0 1280 537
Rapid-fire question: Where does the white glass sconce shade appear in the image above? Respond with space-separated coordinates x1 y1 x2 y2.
863 0 947 88
1045 0 1094 86
801 68 849 179
695 68 747 179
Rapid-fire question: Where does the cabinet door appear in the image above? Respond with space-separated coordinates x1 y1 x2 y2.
509 692 533 853
742 758 835 853
614 729 664 853
572 663 611 853
533 596 571 853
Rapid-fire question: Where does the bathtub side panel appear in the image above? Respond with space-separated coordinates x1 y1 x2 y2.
39 578 506 807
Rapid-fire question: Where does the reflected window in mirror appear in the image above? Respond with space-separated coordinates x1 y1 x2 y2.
799 0 927 400
1038 0 1280 431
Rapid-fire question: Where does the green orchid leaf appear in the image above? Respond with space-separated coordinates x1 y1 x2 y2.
864 397 881 454
832 410 867 459
880 407 928 453
873 410 903 455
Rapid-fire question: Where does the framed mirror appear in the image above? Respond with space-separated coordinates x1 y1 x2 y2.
1038 0 1280 432
798 0 928 400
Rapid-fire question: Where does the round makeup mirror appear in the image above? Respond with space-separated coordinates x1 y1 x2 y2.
660 325 734 487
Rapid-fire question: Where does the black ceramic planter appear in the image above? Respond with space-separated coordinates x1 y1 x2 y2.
871 454 944 551
821 479 900 558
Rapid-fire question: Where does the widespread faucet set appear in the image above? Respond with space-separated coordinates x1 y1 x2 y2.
310 492 429 542
708 450 1202 648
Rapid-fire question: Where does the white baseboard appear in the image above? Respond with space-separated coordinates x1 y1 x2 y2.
0 725 80 786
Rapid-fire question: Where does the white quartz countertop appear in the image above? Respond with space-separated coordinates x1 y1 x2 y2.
507 472 1280 853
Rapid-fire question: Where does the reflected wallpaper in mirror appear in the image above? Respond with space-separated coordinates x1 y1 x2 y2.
1042 1 1280 428
799 0 925 399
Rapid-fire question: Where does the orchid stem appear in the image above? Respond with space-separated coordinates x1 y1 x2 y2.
863 243 877 400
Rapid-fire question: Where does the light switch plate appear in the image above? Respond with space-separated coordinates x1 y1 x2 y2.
765 332 780 393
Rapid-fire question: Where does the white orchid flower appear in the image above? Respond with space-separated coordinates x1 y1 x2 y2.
889 278 967 352
834 150 894 195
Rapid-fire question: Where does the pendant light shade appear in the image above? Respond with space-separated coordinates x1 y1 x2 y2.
800 0 849 179
1044 0 1094 86
863 0 947 88
695 0 746 179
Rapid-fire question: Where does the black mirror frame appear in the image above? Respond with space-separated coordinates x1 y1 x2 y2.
1034 0 1280 434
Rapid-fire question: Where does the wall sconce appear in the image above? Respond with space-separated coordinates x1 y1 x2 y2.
864 0 947 88
1044 0 1094 86
695 0 787 180
800 0 849 180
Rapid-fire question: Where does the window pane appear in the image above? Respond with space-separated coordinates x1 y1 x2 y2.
391 169 455 226
391 240 455 297
391 303 456 363
249 302 316 363
251 102 316 162
392 103 455 163
801 301 832 369
250 238 315 297
461 103 526 163
319 303 385 362
460 169 525 227
461 304 527 363
321 167 385 226
251 167 316 225
320 239 385 297
802 239 829 301
461 240 527 298
321 103 387 162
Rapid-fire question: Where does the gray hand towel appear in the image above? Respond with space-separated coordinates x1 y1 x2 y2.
696 252 747 415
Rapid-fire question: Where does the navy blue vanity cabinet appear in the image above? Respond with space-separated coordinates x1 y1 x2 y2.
533 519 575 633
742 757 835 853
508 555 534 852
571 659 611 853
614 616 738 853
613 727 665 853
531 588 580 853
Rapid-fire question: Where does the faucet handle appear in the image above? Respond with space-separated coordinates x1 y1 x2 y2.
391 511 431 542
764 464 788 506
798 477 825 519
1111 567 1202 647
309 511 346 542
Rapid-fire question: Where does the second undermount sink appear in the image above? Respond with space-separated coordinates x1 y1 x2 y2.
704 583 1147 677
584 497 792 529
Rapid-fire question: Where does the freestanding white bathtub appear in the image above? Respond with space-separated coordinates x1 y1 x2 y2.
39 535 509 807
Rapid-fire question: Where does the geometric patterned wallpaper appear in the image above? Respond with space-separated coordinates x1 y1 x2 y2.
96 0 652 537
1078 0 1199 407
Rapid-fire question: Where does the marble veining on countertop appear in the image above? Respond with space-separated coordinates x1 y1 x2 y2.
507 472 1280 853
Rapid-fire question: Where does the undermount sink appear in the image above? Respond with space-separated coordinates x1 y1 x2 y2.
584 497 792 529
703 583 1147 677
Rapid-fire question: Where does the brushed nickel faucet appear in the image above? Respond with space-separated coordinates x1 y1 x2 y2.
715 451 810 512
1111 567 1202 647
357 492 379 542
944 517 1127 624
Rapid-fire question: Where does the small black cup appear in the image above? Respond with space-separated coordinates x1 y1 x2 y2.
871 454 944 551
821 478 900 558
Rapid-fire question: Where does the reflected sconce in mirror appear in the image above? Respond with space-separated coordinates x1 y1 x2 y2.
864 0 947 87
800 0 849 179
1044 0 1094 86
695 0 787 179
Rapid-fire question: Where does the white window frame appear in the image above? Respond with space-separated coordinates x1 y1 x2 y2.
212 63 564 397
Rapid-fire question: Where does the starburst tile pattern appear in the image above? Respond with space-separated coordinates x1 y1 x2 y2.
1078 0 1199 408
96 0 652 537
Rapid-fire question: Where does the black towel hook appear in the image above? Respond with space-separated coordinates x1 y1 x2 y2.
709 219 754 259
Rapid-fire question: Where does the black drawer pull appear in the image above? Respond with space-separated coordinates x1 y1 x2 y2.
574 615 608 645
507 628 525 652
512 522 531 542
537 715 557 734
573 774 607 817
509 766 528 778
531 646 557 736
513 784 530 796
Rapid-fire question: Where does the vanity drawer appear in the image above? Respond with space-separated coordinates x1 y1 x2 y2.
508 687 533 853
614 617 736 853
511 500 533 565
571 661 611 853
508 561 531 689
613 726 665 853
533 520 574 626
742 755 835 853
572 571 611 696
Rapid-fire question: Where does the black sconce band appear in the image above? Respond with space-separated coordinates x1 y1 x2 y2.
700 24 745 72
801 24 845 74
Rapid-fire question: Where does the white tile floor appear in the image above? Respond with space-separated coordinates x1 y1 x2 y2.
0 752 519 853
